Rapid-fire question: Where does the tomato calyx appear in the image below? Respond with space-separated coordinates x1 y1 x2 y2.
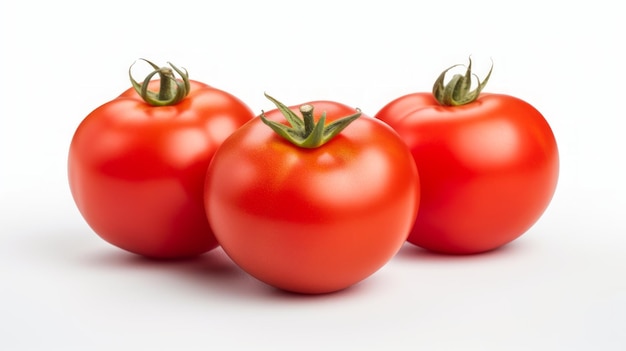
432 57 493 106
129 59 191 106
260 93 361 148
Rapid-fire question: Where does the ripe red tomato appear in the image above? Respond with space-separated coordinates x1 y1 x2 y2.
204 94 420 294
375 60 559 254
68 60 254 259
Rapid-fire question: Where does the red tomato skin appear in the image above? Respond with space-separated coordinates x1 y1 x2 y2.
205 102 420 294
68 80 254 259
376 93 559 254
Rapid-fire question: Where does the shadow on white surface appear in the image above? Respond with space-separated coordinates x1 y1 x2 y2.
19 225 380 303
394 238 531 262
82 247 380 301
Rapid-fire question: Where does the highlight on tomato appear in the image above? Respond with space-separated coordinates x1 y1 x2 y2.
375 58 559 254
204 93 420 294
68 59 255 259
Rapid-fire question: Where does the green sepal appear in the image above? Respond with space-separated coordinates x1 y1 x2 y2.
432 57 493 106
129 59 191 106
260 93 361 148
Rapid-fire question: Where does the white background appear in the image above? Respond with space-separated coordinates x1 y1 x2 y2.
1 1 625 350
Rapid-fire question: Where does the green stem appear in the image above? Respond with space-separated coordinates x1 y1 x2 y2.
300 104 315 136
129 59 191 106
158 67 176 101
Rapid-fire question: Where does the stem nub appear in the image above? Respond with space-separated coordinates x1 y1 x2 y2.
260 93 361 148
432 57 493 106
129 59 191 106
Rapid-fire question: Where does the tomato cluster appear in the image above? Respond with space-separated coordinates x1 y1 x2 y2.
68 58 559 294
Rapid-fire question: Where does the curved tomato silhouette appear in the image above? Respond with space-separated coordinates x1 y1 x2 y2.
68 60 254 259
376 59 559 254
205 94 420 293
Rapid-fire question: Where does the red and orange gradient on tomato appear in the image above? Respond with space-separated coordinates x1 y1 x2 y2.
68 60 255 259
376 59 559 254
205 93 420 294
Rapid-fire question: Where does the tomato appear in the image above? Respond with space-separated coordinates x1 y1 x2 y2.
204 94 420 294
375 59 559 254
68 60 254 259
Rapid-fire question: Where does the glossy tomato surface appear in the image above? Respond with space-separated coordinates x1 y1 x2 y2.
205 101 420 294
376 93 559 254
68 80 254 259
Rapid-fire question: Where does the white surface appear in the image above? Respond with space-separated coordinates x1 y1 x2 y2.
1 1 625 350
